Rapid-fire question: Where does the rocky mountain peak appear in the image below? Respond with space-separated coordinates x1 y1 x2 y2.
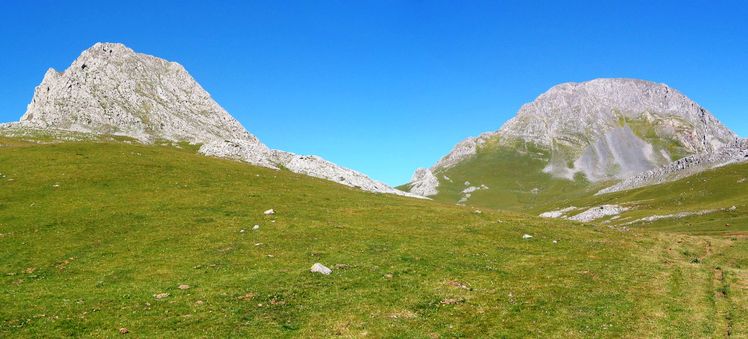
21 42 257 145
9 42 420 198
406 78 738 196
499 78 735 153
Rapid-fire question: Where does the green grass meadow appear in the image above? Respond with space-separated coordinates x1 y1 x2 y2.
0 137 745 337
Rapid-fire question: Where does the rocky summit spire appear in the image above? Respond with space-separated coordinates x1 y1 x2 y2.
15 42 419 198
22 42 257 145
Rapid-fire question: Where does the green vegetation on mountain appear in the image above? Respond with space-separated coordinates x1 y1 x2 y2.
0 136 744 337
402 137 602 212
566 161 748 236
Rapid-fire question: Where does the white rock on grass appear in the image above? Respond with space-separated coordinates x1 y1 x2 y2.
252 225 260 230
568 205 629 222
539 206 577 219
263 209 275 215
310 263 332 275
522 234 533 239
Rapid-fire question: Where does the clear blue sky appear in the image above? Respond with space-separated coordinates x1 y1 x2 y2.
1 1 746 185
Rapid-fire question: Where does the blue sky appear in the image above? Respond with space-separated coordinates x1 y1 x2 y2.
1 1 746 185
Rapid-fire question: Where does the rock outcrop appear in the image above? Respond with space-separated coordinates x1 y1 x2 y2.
407 168 439 196
406 78 736 196
597 139 748 194
12 42 420 198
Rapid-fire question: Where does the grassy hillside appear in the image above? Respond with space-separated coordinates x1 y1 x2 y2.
563 162 748 236
406 139 602 212
0 137 745 337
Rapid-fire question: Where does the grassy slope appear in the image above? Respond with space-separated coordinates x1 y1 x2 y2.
567 162 748 236
405 117 691 213
413 140 602 213
0 138 744 337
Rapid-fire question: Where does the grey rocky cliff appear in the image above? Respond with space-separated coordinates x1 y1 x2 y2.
14 42 420 198
406 78 737 196
407 168 439 196
21 43 255 144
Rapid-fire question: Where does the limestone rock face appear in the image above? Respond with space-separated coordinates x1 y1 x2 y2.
21 43 256 144
498 79 734 153
15 42 419 198
407 78 737 195
407 168 439 196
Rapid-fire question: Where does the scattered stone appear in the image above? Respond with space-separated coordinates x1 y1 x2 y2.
239 229 246 233
252 224 260 230
464 181 470 186
334 264 350 270
728 206 737 211
473 209 482 214
739 178 746 183
384 273 394 280
263 209 275 215
522 234 533 239
440 298 465 305
178 284 190 290
552 240 558 244
195 300 205 305
237 292 255 301
310 263 332 275
389 310 417 319
154 293 169 300
119 327 129 334
446 280 471 290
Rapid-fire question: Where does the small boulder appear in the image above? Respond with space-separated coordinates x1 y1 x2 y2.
310 263 332 275
263 209 275 215
119 327 129 335
522 234 533 240
154 293 169 300
178 284 190 290
252 225 260 230
728 206 737 211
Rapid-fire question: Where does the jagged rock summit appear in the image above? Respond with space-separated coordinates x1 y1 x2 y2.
407 78 738 196
11 42 419 198
21 43 255 144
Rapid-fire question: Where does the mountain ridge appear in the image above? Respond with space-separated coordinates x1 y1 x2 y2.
6 42 420 198
406 78 740 199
